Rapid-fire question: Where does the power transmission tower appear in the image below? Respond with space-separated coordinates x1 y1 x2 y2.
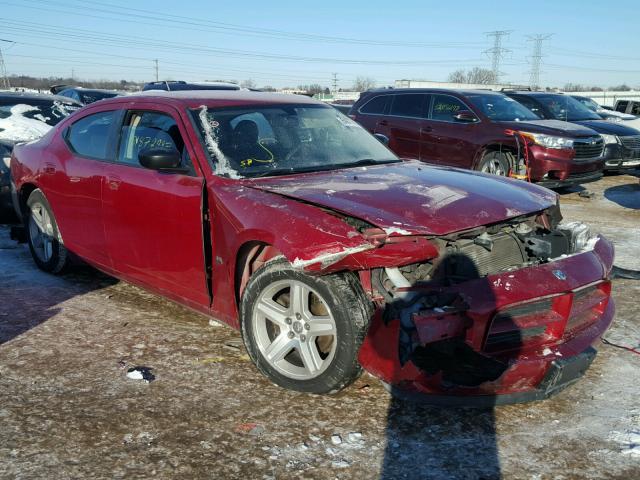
154 59 159 81
332 73 338 94
484 30 512 82
0 38 13 89
527 34 553 90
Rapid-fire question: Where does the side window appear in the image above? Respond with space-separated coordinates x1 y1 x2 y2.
66 110 116 160
615 101 628 113
631 102 640 116
117 111 191 170
359 95 388 115
512 96 544 118
390 94 427 118
431 95 467 121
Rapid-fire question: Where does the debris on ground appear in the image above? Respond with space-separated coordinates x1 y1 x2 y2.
235 422 265 436
347 432 363 443
126 366 155 383
331 434 343 445
612 266 640 280
208 319 223 328
578 190 595 199
223 338 243 352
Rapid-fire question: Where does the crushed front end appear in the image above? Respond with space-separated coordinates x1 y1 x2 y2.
357 208 615 405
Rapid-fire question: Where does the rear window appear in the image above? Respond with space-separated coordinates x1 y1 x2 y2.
66 111 116 160
359 95 388 115
389 94 427 118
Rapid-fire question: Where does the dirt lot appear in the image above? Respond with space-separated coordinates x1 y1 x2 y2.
1 171 639 480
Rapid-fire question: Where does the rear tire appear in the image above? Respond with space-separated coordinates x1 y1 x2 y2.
26 189 69 274
240 258 371 394
477 151 510 176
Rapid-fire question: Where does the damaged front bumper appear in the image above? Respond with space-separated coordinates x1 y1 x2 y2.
358 235 615 405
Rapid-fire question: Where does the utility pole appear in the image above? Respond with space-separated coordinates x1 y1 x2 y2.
0 38 14 90
154 59 159 82
527 34 553 90
71 68 75 81
332 72 338 95
484 30 512 83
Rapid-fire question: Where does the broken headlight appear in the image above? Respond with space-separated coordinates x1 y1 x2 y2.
558 222 594 252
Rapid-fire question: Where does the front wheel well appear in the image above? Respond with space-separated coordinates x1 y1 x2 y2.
475 145 517 170
18 183 38 219
234 241 283 307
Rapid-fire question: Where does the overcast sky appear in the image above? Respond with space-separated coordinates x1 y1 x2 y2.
1 0 638 89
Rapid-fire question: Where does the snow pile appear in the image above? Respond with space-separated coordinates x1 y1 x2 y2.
198 106 240 179
609 430 640 457
0 104 52 142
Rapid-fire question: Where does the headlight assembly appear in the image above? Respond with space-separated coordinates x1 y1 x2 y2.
519 132 574 149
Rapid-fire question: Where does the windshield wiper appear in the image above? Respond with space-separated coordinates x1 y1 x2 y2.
250 159 400 178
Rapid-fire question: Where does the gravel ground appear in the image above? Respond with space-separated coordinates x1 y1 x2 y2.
0 170 638 480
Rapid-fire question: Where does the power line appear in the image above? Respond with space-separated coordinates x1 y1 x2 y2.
7 0 485 49
527 34 552 89
484 30 512 81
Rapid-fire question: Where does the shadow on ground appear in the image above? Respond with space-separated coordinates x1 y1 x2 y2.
604 183 640 209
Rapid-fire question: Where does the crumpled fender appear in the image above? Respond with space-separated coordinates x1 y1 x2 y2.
213 182 439 274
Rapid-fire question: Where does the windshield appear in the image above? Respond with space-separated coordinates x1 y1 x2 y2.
573 96 600 112
80 91 118 104
192 104 398 178
467 93 540 121
535 95 601 121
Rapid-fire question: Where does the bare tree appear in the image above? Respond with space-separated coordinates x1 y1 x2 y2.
240 79 257 89
447 68 496 85
352 76 376 92
447 69 467 83
610 84 631 91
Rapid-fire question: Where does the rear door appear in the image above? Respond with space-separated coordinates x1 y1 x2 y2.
101 105 210 310
55 109 120 268
420 94 479 168
380 93 427 159
353 94 389 133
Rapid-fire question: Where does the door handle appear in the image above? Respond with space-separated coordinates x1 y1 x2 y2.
378 120 389 127
420 126 433 133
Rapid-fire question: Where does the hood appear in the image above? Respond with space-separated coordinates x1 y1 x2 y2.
597 108 636 121
574 119 640 136
497 119 599 137
244 161 557 236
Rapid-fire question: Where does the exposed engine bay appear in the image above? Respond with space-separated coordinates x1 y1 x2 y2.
368 213 601 388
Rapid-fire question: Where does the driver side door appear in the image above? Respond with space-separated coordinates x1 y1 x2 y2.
101 106 210 311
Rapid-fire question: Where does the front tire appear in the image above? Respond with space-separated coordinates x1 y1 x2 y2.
26 189 69 274
240 258 371 394
477 151 510 176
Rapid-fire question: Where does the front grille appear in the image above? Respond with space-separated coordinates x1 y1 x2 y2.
620 135 640 150
574 137 604 159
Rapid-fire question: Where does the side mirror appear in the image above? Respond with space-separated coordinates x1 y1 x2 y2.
453 110 479 123
139 148 182 171
374 133 390 146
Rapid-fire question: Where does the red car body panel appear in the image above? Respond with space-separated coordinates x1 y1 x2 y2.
10 91 615 403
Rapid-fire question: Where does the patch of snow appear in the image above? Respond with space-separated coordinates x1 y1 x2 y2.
406 184 467 209
291 244 375 269
609 430 640 457
0 104 52 143
383 227 412 236
330 434 343 445
198 106 240 179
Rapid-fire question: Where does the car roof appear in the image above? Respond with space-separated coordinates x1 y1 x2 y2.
363 87 505 97
61 87 119 94
0 91 82 104
104 90 324 108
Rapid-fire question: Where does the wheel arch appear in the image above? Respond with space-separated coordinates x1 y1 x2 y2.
473 143 517 170
234 241 283 307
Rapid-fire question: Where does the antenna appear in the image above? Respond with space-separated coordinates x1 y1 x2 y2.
484 30 512 82
527 34 553 90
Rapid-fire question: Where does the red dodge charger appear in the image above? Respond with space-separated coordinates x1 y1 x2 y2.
10 91 615 405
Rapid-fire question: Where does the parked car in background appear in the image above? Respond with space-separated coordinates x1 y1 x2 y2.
506 91 640 171
56 87 120 105
142 80 241 92
613 99 640 116
0 92 81 221
10 90 615 404
351 88 605 188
